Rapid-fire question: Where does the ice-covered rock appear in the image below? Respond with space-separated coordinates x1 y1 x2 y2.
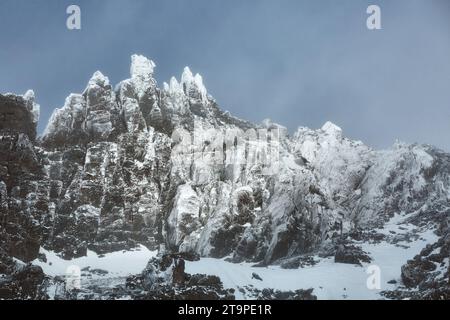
131 54 156 79
1 55 449 301
293 123 373 209
130 54 156 99
23 90 40 125
167 184 201 252
180 67 208 101
43 71 123 146
355 143 450 226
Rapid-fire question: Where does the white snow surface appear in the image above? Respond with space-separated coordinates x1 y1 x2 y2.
31 212 438 300
33 245 157 278
87 71 110 88
186 214 439 300
181 66 208 101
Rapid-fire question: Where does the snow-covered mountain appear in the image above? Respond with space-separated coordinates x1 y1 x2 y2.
0 55 449 300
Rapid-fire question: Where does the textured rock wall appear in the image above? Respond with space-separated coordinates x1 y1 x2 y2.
0 93 47 262
1 55 449 268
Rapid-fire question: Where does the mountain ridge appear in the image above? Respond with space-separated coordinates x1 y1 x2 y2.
0 54 449 299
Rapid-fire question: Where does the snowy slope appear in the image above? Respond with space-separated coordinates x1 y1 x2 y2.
186 213 439 300
33 245 157 277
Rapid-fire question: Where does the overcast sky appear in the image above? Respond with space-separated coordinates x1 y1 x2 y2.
0 0 449 150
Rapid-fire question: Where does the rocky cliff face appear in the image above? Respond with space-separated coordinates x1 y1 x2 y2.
1 55 449 299
0 92 47 263
38 55 264 260
0 92 49 299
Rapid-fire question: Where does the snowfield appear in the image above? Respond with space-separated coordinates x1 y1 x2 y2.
186 214 439 300
29 213 438 300
33 245 157 278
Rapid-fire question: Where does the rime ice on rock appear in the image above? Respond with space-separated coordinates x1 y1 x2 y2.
321 121 342 135
23 90 40 124
86 71 110 89
180 66 208 102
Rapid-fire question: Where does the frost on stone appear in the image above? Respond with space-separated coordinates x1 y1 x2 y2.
354 143 444 226
23 90 40 124
43 94 85 139
86 71 110 89
167 184 201 252
73 205 100 221
130 54 156 79
43 70 121 144
180 66 208 102
293 122 373 205
129 54 156 100
2 56 449 300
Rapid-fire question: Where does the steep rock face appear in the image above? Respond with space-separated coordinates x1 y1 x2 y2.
355 144 450 227
39 55 262 259
41 70 172 257
42 72 124 147
2 54 449 271
0 93 47 262
293 122 373 209
0 92 39 141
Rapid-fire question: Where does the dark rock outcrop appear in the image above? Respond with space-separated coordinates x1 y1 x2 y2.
334 243 372 266
0 93 47 263
0 93 38 141
123 254 235 300
0 248 47 299
1 54 450 300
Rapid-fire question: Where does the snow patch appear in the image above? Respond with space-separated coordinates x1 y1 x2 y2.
186 214 439 300
181 66 208 101
33 245 156 277
87 71 109 88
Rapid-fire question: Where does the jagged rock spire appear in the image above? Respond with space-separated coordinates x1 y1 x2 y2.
129 54 157 100
130 54 156 79
181 66 208 101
